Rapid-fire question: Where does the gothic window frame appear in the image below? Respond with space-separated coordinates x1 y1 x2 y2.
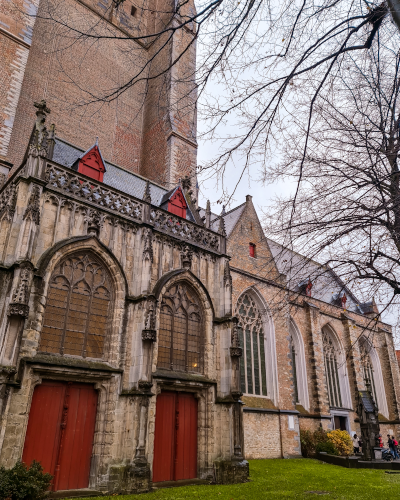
289 318 310 411
359 337 389 418
235 288 278 404
39 252 114 360
322 325 352 409
157 281 204 374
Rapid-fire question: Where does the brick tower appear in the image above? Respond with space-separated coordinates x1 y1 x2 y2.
0 0 197 188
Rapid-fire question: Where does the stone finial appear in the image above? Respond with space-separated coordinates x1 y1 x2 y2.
224 260 232 288
46 123 56 159
218 214 226 237
181 243 193 269
33 100 50 149
205 200 211 228
23 185 41 225
181 175 192 192
84 209 104 236
142 228 153 262
143 180 151 204
230 318 242 357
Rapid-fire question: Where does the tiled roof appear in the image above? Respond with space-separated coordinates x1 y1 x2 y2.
52 137 194 221
198 203 246 236
265 237 367 314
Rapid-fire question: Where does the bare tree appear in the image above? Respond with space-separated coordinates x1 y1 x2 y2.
263 38 400 337
28 0 398 187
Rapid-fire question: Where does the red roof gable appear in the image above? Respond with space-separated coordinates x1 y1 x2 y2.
168 187 187 218
77 142 106 182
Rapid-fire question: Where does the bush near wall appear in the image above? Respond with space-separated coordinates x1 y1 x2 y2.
0 461 52 500
300 429 345 457
327 430 353 456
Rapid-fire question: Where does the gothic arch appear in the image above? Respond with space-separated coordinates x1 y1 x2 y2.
289 318 310 411
321 323 352 409
359 336 389 418
234 286 279 406
32 238 127 365
152 270 214 378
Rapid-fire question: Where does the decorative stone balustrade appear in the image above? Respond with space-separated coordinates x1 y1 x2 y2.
41 163 224 254
45 164 143 221
150 208 220 252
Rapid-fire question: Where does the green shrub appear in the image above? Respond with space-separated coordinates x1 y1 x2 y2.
300 428 330 457
0 461 53 500
316 441 339 455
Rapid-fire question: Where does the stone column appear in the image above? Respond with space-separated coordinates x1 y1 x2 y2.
304 301 330 415
141 229 153 294
341 313 365 404
140 296 157 384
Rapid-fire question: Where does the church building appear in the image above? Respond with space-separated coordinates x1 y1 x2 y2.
0 0 400 495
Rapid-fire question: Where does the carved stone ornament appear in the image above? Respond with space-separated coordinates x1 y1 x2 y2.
84 208 105 236
45 164 143 221
224 260 232 288
143 180 151 204
230 318 242 357
0 182 17 222
231 391 243 401
23 185 41 225
150 209 219 252
8 263 33 318
142 228 153 262
8 303 30 318
142 297 157 341
180 243 193 269
138 380 153 391
218 215 226 237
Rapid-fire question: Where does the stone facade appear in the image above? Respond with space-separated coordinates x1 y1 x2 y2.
0 111 247 493
223 195 400 458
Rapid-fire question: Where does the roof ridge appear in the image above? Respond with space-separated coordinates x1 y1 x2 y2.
210 201 246 223
55 136 168 192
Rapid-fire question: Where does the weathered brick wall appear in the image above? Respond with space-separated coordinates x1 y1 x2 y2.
0 0 38 162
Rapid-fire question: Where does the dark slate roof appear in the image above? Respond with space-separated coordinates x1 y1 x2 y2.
52 137 195 221
265 237 367 314
198 203 246 236
359 390 376 413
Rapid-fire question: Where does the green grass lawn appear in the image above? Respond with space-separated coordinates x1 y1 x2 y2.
81 459 400 500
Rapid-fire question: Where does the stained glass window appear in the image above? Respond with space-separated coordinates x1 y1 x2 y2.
40 252 112 358
322 331 342 408
290 336 299 404
236 293 267 396
157 282 203 373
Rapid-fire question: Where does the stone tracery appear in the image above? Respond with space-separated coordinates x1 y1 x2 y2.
236 293 267 396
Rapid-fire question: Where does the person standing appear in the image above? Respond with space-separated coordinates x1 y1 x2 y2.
392 436 399 459
388 435 395 458
352 434 360 454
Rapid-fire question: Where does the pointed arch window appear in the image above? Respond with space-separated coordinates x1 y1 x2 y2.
289 336 299 404
40 253 113 358
157 282 203 373
236 293 267 396
322 331 342 408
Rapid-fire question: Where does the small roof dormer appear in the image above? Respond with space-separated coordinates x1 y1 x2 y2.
72 138 106 182
160 186 189 219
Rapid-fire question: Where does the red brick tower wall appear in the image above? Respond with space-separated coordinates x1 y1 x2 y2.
0 0 198 187
140 0 198 188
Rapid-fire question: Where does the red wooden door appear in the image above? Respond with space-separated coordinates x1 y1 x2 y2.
22 381 98 491
174 393 197 480
152 392 197 483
